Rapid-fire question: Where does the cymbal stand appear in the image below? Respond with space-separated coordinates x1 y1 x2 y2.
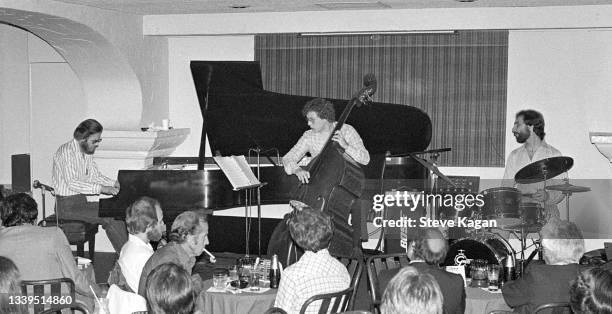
428 152 440 220
561 178 572 222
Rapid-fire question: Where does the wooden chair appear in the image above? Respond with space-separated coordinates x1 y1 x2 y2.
299 287 354 314
534 302 572 313
333 254 365 311
41 214 98 262
264 307 288 314
39 300 90 314
21 278 77 314
365 253 410 314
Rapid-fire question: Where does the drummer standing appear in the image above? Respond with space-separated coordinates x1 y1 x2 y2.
502 110 565 221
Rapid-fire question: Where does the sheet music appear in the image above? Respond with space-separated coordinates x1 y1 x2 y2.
213 155 261 190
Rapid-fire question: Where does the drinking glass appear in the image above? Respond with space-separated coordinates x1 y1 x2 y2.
470 259 488 281
213 273 228 290
228 265 239 282
212 268 229 290
249 268 261 291
487 264 501 291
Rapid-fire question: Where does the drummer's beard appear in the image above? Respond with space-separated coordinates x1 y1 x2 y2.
514 129 530 144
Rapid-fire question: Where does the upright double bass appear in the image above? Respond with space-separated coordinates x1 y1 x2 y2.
268 74 377 266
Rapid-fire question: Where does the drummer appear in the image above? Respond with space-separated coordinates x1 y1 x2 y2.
502 110 565 221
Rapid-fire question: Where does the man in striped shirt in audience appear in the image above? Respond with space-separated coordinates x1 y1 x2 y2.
52 118 128 252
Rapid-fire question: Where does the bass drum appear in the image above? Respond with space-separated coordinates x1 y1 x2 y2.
444 233 514 267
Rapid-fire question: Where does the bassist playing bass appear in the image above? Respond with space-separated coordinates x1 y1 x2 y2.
282 98 370 182
269 75 376 266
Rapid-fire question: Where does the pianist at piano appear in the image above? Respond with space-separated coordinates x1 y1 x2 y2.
52 118 128 253
282 97 370 184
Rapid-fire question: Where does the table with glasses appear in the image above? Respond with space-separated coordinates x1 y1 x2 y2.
465 286 512 314
198 279 278 314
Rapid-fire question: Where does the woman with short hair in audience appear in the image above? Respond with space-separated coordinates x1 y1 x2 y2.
380 266 444 314
0 256 28 314
145 263 196 314
570 267 612 314
0 193 97 311
273 206 351 314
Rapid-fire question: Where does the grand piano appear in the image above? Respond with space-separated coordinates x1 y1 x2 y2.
100 61 432 255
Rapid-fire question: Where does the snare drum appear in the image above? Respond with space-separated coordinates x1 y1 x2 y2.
481 187 522 227
519 202 544 226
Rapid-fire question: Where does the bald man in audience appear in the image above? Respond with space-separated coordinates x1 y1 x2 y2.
378 228 465 314
502 219 587 314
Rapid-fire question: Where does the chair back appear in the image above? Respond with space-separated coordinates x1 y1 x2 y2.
365 253 410 313
334 254 364 311
39 300 90 314
534 302 572 314
21 278 76 314
299 287 354 314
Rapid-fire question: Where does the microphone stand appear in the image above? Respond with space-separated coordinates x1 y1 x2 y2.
249 147 279 257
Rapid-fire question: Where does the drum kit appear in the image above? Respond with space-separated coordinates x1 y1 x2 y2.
444 156 592 281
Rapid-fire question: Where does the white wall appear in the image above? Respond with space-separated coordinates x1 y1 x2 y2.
0 24 30 184
168 36 255 157
506 29 612 238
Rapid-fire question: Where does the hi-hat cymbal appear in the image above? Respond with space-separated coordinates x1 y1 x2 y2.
515 156 574 184
545 182 591 193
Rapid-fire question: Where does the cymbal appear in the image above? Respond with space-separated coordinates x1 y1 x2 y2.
515 156 574 184
545 182 591 193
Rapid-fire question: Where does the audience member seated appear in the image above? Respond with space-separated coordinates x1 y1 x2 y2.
380 266 444 314
145 263 197 314
502 218 587 314
110 197 166 293
378 227 465 314
138 211 208 297
0 193 97 311
569 267 612 314
274 206 351 314
0 256 27 314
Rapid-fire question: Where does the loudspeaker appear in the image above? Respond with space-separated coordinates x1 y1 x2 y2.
11 154 31 193
383 190 426 254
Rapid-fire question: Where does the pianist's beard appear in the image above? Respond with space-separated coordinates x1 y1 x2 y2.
79 140 97 155
147 228 163 242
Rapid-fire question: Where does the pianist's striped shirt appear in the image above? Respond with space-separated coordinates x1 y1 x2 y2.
52 139 116 196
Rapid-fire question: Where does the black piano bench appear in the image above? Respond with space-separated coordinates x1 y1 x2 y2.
39 215 98 263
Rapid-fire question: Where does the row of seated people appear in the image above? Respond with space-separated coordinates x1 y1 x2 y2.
0 192 353 314
2 191 612 314
377 221 612 314
0 193 209 313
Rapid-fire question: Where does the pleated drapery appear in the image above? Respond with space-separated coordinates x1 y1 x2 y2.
255 31 508 167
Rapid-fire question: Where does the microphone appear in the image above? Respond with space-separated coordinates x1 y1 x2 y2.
33 180 54 192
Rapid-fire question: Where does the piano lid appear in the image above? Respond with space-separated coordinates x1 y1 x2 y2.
190 61 432 159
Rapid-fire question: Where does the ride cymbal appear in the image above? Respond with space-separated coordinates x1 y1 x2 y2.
545 183 591 193
515 156 574 184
